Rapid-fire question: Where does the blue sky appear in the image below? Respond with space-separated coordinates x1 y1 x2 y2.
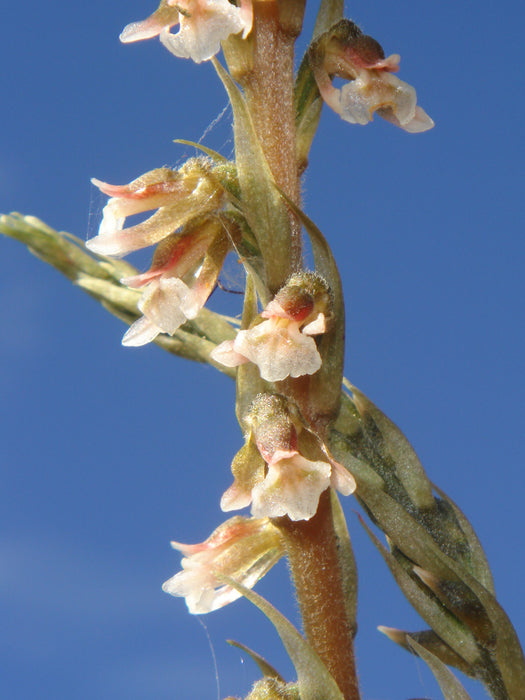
1 1 524 698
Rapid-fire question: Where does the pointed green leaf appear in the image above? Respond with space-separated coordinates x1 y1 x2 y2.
407 638 474 700
227 639 284 682
173 139 229 164
356 484 525 697
351 386 435 509
223 578 344 700
359 516 480 666
378 627 474 677
432 483 495 594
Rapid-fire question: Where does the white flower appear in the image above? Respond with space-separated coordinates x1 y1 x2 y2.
212 314 324 382
162 516 284 614
122 276 202 347
310 19 434 133
120 0 253 64
119 221 228 347
251 451 332 521
220 394 356 522
211 272 332 382
87 164 223 257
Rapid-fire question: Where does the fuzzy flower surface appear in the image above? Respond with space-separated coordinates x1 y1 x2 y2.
221 395 356 521
162 516 284 614
211 272 331 382
310 19 434 133
120 0 253 64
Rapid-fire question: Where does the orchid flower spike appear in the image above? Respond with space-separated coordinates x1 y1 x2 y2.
120 0 254 64
221 394 356 521
211 271 332 382
162 515 284 614
309 19 434 133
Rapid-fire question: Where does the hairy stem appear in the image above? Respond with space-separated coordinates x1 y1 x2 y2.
274 490 361 700
244 1 302 272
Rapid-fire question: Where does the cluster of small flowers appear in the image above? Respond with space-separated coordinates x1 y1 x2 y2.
87 160 231 346
161 392 356 614
121 1 433 130
88 1 434 615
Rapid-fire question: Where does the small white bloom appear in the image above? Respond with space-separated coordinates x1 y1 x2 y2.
162 516 284 614
161 0 250 63
122 277 201 347
120 0 253 64
251 453 332 521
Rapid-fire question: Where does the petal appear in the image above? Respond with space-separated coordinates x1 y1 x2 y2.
120 18 168 43
233 322 322 382
339 76 376 125
261 298 291 320
122 316 160 347
159 0 245 63
379 104 435 133
220 483 253 512
139 277 201 334
329 460 357 496
302 312 326 336
251 455 331 521
162 569 237 614
119 3 181 43
210 339 250 368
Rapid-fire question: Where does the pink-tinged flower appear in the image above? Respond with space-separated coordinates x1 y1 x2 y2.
86 161 224 257
221 394 356 521
162 516 284 614
120 0 253 64
310 19 434 133
121 222 229 346
211 272 332 382
252 450 332 521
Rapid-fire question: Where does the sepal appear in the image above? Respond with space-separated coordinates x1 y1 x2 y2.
407 637 474 700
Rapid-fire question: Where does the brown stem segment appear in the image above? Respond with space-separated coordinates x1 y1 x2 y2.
243 1 303 272
274 490 361 700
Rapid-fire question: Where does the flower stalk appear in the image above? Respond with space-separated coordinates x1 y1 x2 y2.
230 1 304 276
274 491 360 700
